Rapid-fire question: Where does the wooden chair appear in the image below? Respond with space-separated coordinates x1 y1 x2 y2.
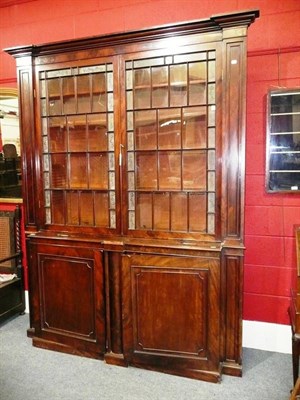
0 206 25 323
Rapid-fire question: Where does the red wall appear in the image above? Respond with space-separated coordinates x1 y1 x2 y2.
1 0 300 325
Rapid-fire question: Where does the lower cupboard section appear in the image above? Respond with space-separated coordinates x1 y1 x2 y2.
27 238 242 383
121 253 221 382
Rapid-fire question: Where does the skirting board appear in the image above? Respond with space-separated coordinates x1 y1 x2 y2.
25 290 29 314
24 291 291 354
242 320 292 354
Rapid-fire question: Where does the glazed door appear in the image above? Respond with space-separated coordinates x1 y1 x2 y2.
37 59 120 235
29 240 105 358
122 253 221 382
122 43 221 241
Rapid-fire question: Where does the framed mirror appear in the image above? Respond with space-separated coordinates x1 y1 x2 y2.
266 89 300 192
0 87 22 200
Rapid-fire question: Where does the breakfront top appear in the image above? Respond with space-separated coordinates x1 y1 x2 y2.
6 9 259 245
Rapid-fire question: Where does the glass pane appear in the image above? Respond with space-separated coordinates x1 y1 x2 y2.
80 192 94 226
107 71 113 91
109 172 115 190
110 191 116 209
134 68 150 109
70 154 87 188
44 172 50 189
47 69 71 78
189 193 206 232
135 110 157 150
208 127 215 148
127 131 134 151
45 190 50 206
107 92 113 112
208 83 215 104
108 152 115 171
152 87 169 108
108 132 114 151
94 192 109 226
66 191 79 225
40 79 46 98
208 60 216 82
43 133 49 153
170 64 187 107
183 151 206 190
47 78 60 95
128 211 135 230
153 192 170 230
270 133 300 152
158 109 181 149
271 93 300 114
127 152 134 171
77 74 91 114
269 171 300 191
51 154 67 188
48 100 61 117
208 150 215 170
87 114 108 151
270 153 300 171
110 210 116 229
134 58 164 68
271 114 300 133
52 191 65 224
174 52 207 63
41 99 47 116
68 116 87 152
89 153 108 189
62 76 76 114
208 193 215 213
79 65 106 74
171 193 187 231
189 62 207 105
92 73 106 112
49 117 67 152
127 111 133 130
182 107 206 149
208 105 216 126
128 171 135 190
126 69 132 89
158 151 181 190
127 91 133 110
128 191 135 210
208 171 215 191
152 66 168 108
43 155 49 171
136 152 157 190
45 208 51 224
48 78 61 116
207 213 215 234
136 192 152 230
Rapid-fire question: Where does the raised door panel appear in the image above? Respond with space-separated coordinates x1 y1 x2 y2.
40 256 95 337
30 241 105 358
122 254 221 382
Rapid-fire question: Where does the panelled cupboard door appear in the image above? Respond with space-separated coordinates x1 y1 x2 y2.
122 42 221 241
29 241 106 358
122 254 221 382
